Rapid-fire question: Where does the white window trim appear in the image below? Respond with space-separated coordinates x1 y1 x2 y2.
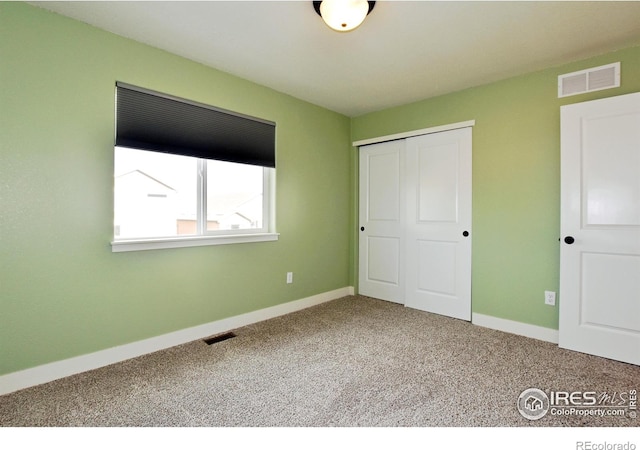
111 232 279 253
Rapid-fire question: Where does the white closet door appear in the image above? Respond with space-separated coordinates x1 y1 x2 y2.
358 140 404 303
560 92 640 365
404 128 472 320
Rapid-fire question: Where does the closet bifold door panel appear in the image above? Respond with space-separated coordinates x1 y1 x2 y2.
358 140 405 303
358 127 472 320
404 129 472 320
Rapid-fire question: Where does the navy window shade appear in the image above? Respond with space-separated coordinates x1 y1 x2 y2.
115 82 276 168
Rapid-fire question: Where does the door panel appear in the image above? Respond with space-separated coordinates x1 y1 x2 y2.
404 128 472 320
358 141 404 303
582 111 640 226
416 240 457 296
560 92 640 365
367 236 401 285
417 143 459 223
581 253 640 333
368 151 400 221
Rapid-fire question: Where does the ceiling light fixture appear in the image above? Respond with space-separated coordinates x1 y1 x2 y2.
313 0 376 32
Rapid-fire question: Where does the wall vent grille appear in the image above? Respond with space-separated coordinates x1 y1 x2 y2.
558 62 620 98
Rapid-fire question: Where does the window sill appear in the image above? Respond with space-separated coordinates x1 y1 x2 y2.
111 233 279 253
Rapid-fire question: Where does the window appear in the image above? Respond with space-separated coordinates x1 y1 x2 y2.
113 147 272 239
111 83 277 252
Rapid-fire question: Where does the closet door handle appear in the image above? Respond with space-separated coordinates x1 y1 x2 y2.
462 231 469 237
564 236 575 245
360 226 365 232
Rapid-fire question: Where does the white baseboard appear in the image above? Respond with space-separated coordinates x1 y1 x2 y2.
0 286 355 396
472 313 559 344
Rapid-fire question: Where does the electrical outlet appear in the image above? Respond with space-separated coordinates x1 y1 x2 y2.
545 291 556 306
286 272 293 284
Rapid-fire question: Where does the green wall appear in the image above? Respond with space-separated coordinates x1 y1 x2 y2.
0 3 352 375
351 45 640 330
3 2 640 378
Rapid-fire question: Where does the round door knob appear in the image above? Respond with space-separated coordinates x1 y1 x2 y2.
360 226 365 231
564 236 575 244
462 231 469 237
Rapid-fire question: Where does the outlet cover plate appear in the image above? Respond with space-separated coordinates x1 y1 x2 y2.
545 291 556 306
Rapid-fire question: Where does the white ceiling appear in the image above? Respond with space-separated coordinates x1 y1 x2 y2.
30 1 640 117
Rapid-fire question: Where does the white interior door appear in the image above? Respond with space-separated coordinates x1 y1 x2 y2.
404 128 472 320
560 92 640 366
358 140 404 303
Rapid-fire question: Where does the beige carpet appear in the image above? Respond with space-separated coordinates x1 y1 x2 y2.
1 296 638 427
